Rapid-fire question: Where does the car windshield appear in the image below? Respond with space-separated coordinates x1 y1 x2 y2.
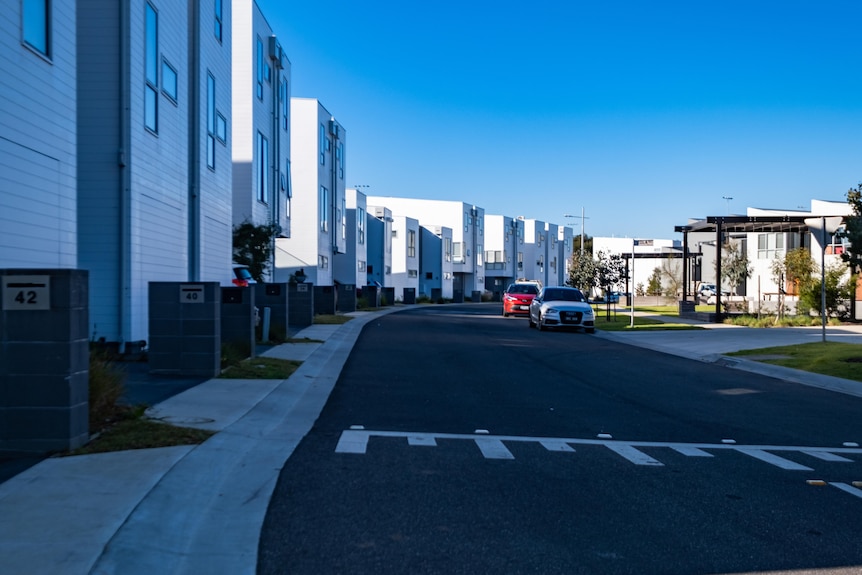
543 289 584 302
508 284 538 295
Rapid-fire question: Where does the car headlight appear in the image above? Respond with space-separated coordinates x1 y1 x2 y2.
584 307 594 316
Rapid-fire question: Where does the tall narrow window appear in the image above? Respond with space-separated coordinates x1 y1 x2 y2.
281 79 289 131
144 3 158 133
256 132 270 203
319 186 329 232
319 124 326 164
256 38 263 100
408 230 416 258
336 142 344 179
23 0 49 55
357 208 365 245
206 73 216 168
214 0 223 42
161 58 177 103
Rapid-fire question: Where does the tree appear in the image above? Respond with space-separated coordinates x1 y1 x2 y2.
567 250 597 293
659 256 682 298
720 240 752 294
783 247 815 295
594 251 625 296
232 221 278 282
647 268 663 296
798 261 855 319
838 184 862 273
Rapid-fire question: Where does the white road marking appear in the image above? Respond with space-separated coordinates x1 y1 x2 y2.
802 450 854 463
605 444 664 466
733 448 813 471
474 438 515 459
540 440 576 452
671 446 714 457
830 482 862 499
334 429 862 475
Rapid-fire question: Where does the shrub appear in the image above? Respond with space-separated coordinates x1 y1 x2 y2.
89 348 127 430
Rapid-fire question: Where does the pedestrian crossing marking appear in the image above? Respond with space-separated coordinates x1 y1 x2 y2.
335 429 862 474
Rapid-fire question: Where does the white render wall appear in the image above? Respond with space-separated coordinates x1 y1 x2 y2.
0 1 77 268
390 216 420 299
334 189 367 287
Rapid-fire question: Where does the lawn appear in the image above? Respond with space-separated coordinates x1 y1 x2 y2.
728 342 862 383
591 313 705 332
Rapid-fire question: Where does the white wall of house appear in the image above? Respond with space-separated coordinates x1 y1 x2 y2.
333 188 367 288
76 0 232 344
390 216 420 300
558 226 574 286
279 98 345 286
484 215 521 296
1 0 77 269
519 218 546 285
419 225 453 299
366 197 485 294
231 1 291 251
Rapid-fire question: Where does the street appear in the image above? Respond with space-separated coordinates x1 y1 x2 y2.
258 303 862 574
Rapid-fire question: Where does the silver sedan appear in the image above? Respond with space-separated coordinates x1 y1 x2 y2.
528 287 595 333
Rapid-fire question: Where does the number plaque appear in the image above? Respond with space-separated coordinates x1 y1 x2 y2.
2 275 51 311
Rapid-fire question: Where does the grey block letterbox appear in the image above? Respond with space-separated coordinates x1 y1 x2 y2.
148 282 220 377
0 269 89 453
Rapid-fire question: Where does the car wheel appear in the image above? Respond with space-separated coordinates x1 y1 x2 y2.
528 314 535 328
538 314 546 331
503 310 508 317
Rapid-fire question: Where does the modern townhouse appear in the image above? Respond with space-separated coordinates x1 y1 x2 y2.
334 188 368 290
483 215 525 299
419 225 454 300
518 218 547 287
0 0 77 269
592 237 683 298
389 215 420 301
366 197 485 301
366 205 393 288
557 225 575 286
231 0 291 270
277 98 345 285
77 0 233 346
543 222 562 287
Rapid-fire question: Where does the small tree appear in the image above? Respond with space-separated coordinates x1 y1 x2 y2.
838 184 862 274
798 261 855 319
567 250 597 294
784 247 815 296
647 268 663 296
232 221 278 282
720 240 752 295
659 256 682 298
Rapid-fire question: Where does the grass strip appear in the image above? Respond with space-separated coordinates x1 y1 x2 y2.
728 342 862 382
220 356 301 379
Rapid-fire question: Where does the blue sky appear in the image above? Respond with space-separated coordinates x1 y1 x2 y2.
257 0 862 240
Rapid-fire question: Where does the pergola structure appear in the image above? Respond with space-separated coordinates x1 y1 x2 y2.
674 215 837 318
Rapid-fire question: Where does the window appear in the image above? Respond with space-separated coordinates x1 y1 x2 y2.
408 270 418 278
517 252 524 271
408 230 416 258
341 195 346 240
757 233 785 259
214 0 223 42
357 208 365 244
319 255 329 269
256 132 269 203
23 0 49 56
216 113 226 143
319 186 329 232
162 59 177 103
445 238 452 262
453 242 463 262
144 3 158 133
256 38 263 100
206 73 216 168
281 79 289 131
358 261 366 272
319 124 326 164
337 142 344 179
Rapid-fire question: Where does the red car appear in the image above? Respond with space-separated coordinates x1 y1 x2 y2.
502 282 540 317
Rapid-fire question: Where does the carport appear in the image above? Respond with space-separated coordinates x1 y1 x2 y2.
674 215 846 320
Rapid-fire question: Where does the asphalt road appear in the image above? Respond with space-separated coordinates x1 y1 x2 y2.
258 303 862 575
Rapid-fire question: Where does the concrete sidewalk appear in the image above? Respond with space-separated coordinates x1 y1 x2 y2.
1 306 862 574
0 309 400 575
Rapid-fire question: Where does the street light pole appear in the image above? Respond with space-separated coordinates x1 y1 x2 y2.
722 196 733 215
564 208 588 256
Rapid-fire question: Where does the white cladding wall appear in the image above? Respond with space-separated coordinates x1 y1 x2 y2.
0 1 77 268
231 1 291 240
284 98 345 286
334 189 366 287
